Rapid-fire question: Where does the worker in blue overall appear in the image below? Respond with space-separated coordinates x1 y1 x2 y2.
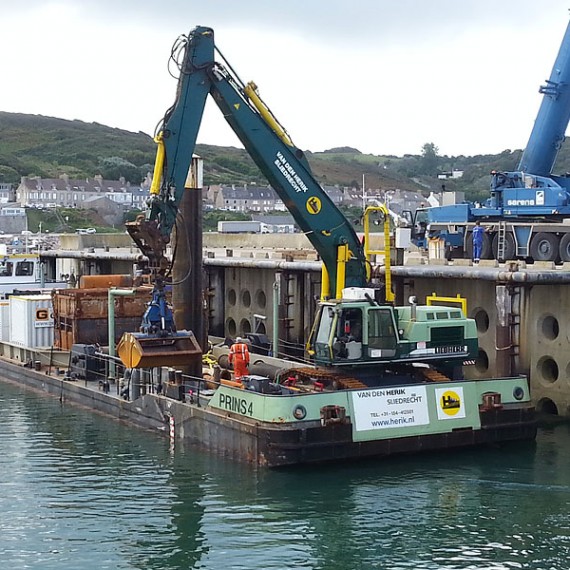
472 220 485 263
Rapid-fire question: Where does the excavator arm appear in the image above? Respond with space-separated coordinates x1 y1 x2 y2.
121 25 479 376
128 26 367 298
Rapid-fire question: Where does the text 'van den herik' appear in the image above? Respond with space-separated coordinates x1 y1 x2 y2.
356 388 406 399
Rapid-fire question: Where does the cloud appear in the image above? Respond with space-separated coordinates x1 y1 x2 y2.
2 0 570 156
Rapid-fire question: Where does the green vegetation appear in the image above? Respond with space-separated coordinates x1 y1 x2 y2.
0 113 156 183
0 112 433 195
4 111 570 208
26 207 128 234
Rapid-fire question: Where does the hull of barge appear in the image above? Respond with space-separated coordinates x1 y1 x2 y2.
0 355 536 467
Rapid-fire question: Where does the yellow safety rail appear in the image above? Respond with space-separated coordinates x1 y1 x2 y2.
426 293 468 315
363 205 394 303
335 244 349 300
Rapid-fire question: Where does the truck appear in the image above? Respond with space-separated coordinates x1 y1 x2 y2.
217 220 268 233
412 20 570 263
117 26 535 465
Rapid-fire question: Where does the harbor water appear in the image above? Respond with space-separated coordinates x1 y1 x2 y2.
1 381 569 570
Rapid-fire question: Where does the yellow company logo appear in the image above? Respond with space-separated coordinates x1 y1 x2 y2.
439 390 462 416
306 196 321 214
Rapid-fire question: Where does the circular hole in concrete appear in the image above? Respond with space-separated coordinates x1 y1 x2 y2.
226 318 236 337
227 288 236 306
536 397 558 415
255 289 267 309
475 348 489 373
537 356 559 383
242 289 251 308
540 315 559 340
240 318 252 336
473 309 489 334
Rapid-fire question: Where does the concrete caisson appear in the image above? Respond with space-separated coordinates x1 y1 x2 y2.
392 266 570 416
201 246 570 417
528 285 569 416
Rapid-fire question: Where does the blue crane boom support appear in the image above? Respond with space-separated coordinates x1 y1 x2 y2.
518 20 570 177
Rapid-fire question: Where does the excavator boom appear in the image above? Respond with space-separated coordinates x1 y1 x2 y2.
121 26 477 377
128 26 367 296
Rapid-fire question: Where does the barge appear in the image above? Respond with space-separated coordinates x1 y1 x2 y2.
197 372 536 466
0 26 536 467
0 339 536 467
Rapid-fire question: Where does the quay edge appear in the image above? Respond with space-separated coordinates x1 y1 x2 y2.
40 234 570 418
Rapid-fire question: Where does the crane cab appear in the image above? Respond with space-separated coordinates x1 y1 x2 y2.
308 289 479 377
309 299 399 367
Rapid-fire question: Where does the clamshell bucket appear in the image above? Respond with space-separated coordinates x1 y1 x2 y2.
117 330 202 369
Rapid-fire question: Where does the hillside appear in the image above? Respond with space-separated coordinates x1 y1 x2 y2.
0 112 422 192
2 111 570 202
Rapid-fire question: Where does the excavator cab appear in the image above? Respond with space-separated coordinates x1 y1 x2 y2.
308 295 400 367
309 292 477 374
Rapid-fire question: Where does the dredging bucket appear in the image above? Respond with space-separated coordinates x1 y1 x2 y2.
117 330 202 369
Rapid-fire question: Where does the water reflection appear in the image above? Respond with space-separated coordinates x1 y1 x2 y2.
1 382 570 570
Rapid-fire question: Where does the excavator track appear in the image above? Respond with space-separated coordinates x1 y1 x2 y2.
420 369 452 382
279 367 369 391
278 366 452 392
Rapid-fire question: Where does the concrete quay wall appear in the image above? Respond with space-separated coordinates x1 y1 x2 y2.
38 232 570 417
391 262 570 417
203 252 570 417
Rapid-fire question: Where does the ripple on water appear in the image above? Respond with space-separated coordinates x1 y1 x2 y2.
2 384 570 570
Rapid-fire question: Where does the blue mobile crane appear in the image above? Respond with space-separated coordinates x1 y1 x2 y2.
412 19 570 263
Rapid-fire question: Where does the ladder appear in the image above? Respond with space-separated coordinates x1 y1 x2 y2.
496 220 507 261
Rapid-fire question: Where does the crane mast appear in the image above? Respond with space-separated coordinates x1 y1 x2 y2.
518 20 570 179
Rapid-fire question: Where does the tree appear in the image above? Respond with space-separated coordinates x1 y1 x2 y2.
0 165 20 184
420 142 439 175
97 156 141 183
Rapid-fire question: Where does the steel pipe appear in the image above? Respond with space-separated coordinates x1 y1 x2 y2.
203 257 321 271
108 288 136 381
41 250 146 262
381 264 570 284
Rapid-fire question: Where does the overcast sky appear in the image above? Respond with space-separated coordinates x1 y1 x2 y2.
2 1 570 157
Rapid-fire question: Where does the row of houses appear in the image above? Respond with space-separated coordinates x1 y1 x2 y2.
0 176 427 220
7 175 151 210
204 184 427 215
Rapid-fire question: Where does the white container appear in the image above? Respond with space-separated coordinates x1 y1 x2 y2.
0 301 10 341
428 238 446 260
9 294 54 348
395 227 411 249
